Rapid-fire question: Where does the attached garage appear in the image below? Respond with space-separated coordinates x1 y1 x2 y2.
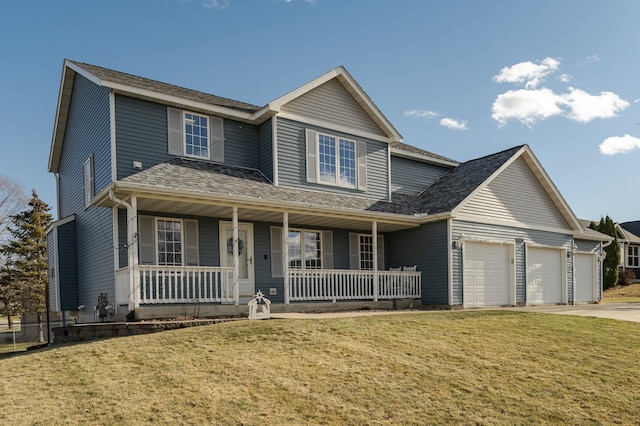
463 242 513 307
526 247 565 305
574 253 596 303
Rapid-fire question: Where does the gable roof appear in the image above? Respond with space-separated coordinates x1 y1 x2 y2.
49 60 402 173
391 142 459 167
617 223 640 244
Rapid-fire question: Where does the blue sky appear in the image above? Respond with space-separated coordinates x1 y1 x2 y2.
1 0 639 223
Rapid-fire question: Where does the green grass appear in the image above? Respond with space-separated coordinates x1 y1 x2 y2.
1 311 639 424
602 283 640 303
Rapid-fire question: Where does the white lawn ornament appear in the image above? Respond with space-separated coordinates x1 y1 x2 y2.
248 290 271 320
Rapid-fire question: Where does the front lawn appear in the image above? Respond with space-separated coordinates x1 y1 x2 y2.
1 311 639 424
603 283 640 303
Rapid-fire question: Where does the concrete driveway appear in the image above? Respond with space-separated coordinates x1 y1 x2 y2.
511 303 640 323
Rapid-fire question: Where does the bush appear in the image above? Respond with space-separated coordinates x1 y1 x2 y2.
618 269 636 286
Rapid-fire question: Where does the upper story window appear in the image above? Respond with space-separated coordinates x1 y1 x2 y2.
83 155 94 209
184 112 209 159
306 128 366 191
167 107 224 162
629 246 639 267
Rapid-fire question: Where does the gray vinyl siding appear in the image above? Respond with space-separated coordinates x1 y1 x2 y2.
458 157 571 230
115 95 261 180
258 119 273 181
451 220 573 305
224 118 260 168
391 156 450 195
56 74 115 310
281 79 386 138
276 117 389 199
388 221 449 305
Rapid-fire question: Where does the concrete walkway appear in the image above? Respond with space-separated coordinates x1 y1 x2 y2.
510 303 640 323
271 303 640 323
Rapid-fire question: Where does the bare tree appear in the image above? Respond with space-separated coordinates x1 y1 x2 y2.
0 174 28 243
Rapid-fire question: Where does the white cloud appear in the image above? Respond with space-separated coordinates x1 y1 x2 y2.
492 88 564 126
440 118 468 130
563 88 629 123
203 0 228 9
558 73 572 83
586 54 600 62
404 109 438 119
599 134 640 155
493 57 560 89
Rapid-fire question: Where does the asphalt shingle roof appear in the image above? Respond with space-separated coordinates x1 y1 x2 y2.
70 61 261 114
119 146 525 218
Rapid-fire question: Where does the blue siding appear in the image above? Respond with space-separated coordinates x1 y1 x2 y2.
451 220 573 305
224 119 260 169
276 117 389 199
115 95 261 180
391 156 450 195
388 221 449 305
57 220 79 311
258 119 273 181
57 74 115 310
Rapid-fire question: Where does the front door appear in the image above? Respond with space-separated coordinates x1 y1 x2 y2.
219 222 255 299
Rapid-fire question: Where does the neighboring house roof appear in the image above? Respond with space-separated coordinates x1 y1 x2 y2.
49 60 402 173
620 221 640 243
578 219 615 242
617 223 640 244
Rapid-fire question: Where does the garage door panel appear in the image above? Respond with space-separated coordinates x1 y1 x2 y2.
575 253 595 303
464 242 511 307
527 247 563 304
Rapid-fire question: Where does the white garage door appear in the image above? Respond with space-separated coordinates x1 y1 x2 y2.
575 253 596 303
527 247 563 304
464 242 511 307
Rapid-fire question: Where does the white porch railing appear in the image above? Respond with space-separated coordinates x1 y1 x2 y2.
138 265 233 304
288 269 421 302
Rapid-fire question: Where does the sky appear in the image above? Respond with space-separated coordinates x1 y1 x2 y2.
0 0 639 223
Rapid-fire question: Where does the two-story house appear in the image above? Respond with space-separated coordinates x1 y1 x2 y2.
46 60 611 322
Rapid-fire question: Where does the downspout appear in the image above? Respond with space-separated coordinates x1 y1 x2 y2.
108 190 136 311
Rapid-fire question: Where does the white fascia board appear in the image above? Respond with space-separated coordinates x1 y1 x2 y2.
65 60 102 85
390 147 459 167
454 213 579 236
277 112 396 144
49 62 76 173
104 81 254 122
573 232 614 242
268 68 342 110
45 213 76 234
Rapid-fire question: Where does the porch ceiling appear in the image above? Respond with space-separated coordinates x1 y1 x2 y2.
130 197 417 232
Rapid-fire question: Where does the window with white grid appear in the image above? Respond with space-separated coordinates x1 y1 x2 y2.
156 219 182 266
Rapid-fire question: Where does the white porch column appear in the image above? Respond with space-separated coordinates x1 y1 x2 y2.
232 207 239 305
129 196 139 309
372 221 378 302
283 212 290 304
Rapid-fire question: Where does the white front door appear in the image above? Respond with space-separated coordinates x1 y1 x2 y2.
219 222 255 298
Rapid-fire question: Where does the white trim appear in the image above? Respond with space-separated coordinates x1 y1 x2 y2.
447 218 453 306
46 214 76 234
387 147 392 201
65 60 102 85
272 116 279 186
286 227 324 270
219 220 255 300
83 155 94 209
51 226 61 312
109 92 117 183
112 206 119 273
278 111 395 144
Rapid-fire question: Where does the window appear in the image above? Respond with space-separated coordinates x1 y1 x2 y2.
629 246 639 267
349 233 384 270
318 133 356 188
288 229 322 269
184 112 209 159
156 219 182 266
167 107 224 162
306 129 365 190
83 155 94 208
359 235 374 270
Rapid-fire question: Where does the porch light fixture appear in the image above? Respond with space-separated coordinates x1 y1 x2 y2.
515 238 524 244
